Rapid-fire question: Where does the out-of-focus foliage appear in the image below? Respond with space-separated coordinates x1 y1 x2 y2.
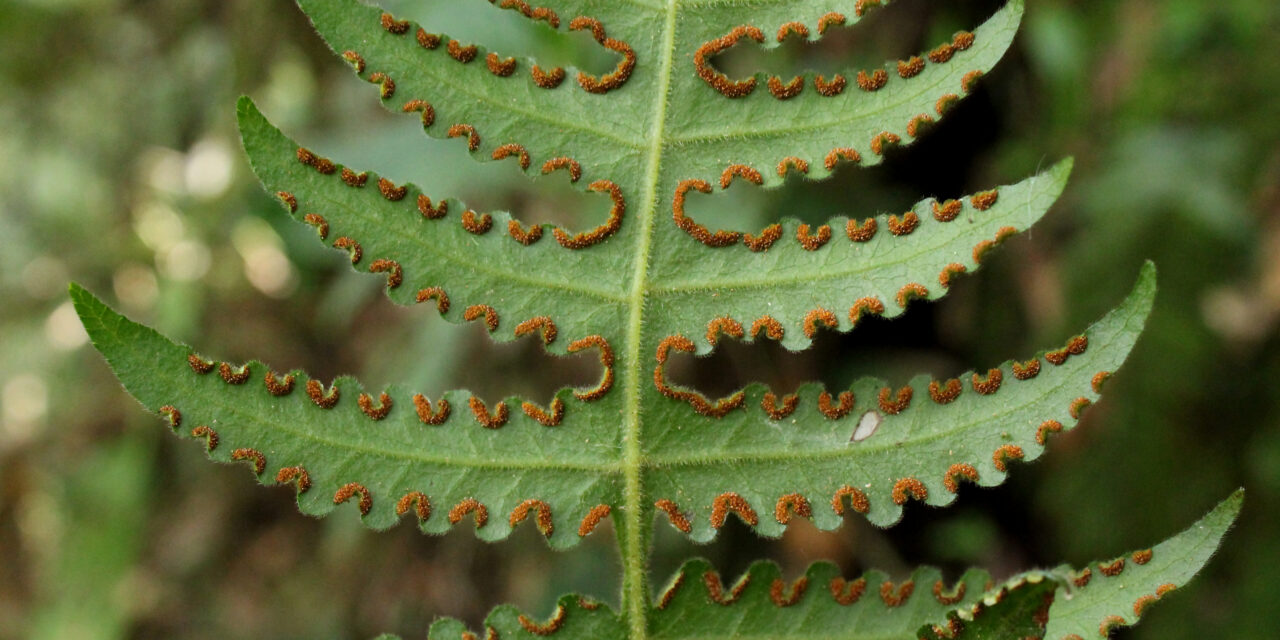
1 0 1276 638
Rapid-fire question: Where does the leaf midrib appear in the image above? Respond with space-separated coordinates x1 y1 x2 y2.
619 0 681 637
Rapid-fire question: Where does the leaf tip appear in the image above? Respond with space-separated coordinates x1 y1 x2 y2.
1124 261 1159 322
235 95 266 133
68 282 107 334
1212 487 1245 526
67 280 88 301
1051 155 1075 181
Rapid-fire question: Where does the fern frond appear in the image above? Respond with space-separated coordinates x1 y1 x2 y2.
663 1 1024 183
71 284 622 549
300 0 654 183
419 491 1240 639
645 263 1154 537
1043 489 1243 638
73 0 1235 636
647 160 1071 353
238 98 630 350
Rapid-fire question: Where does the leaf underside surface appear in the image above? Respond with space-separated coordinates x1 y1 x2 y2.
75 0 1242 636
433 492 1241 639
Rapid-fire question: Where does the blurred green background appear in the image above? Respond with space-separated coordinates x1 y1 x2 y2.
2 0 1278 637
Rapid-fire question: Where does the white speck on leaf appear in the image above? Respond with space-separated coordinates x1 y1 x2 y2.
852 410 881 442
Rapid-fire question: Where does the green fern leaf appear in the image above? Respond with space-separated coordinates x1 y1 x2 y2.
421 490 1239 639
1042 489 1243 639
237 98 630 349
422 491 1241 639
916 575 1058 640
645 263 1152 538
648 562 995 639
70 283 622 548
72 0 1239 636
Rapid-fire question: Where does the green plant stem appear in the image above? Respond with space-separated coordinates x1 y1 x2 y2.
620 1 680 637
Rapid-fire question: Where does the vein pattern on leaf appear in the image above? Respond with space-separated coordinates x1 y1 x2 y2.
648 159 1071 353
289 0 1034 353
418 493 1239 639
300 0 655 183
86 0 1079 583
663 0 1023 180
71 285 623 549
69 0 1228 637
202 0 1100 545
645 264 1154 537
239 99 631 351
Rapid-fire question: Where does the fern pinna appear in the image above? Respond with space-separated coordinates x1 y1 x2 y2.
73 0 1239 637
